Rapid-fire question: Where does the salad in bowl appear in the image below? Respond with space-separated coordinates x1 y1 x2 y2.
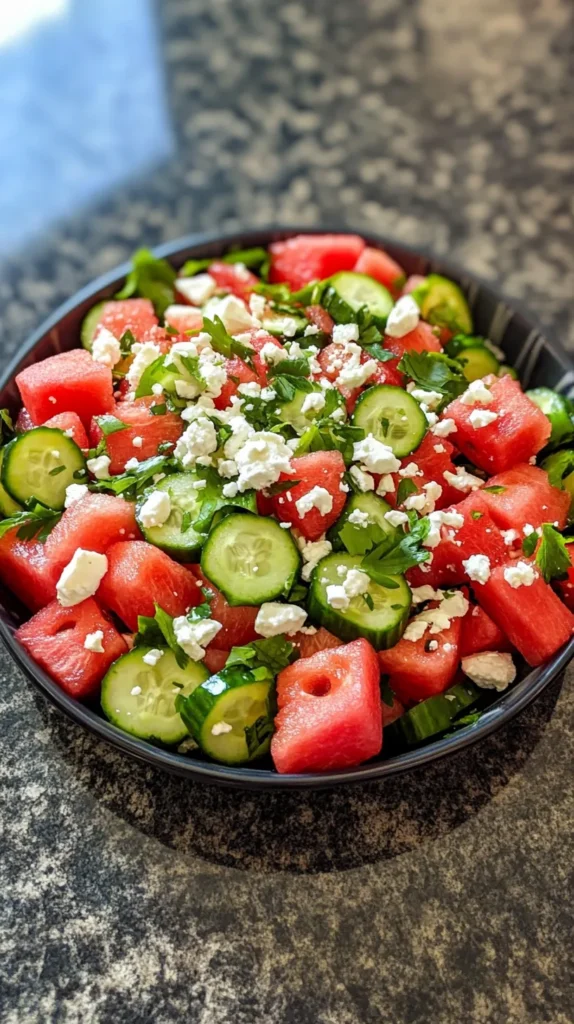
1 231 574 776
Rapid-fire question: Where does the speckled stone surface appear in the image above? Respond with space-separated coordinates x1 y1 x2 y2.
1 1 574 1021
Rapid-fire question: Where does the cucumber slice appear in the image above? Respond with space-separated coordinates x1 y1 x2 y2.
80 300 108 352
261 311 308 337
0 448 22 517
1 428 86 510
326 271 393 325
456 345 500 382
526 387 574 449
308 552 411 649
327 491 400 555
136 472 207 561
101 647 208 745
201 513 301 606
276 383 343 435
352 384 427 458
386 681 480 746
412 274 473 334
177 665 274 764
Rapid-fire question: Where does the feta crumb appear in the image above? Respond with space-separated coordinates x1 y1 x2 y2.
211 721 233 736
301 391 326 416
399 462 422 479
332 323 359 344
132 435 143 448
326 567 370 610
84 630 104 653
249 292 266 320
222 481 239 498
432 418 457 437
433 443 446 453
125 457 140 471
176 273 216 306
462 553 491 584
349 465 375 492
428 640 439 651
304 324 319 337
255 602 307 637
376 474 395 495
174 416 218 469
92 327 121 368
503 561 537 588
469 408 498 429
139 490 171 529
523 524 536 537
410 389 443 411
260 342 284 366
352 434 400 474
48 395 57 404
502 529 519 546
233 431 293 492
384 510 409 527
238 381 262 398
64 483 88 508
173 615 222 660
462 651 516 691
281 317 299 338
56 549 108 607
298 536 332 581
459 379 493 406
126 341 162 389
87 454 111 480
443 467 483 492
404 492 426 512
385 295 419 338
142 649 164 667
206 294 256 334
411 585 440 604
295 486 333 519
348 508 370 528
403 617 429 642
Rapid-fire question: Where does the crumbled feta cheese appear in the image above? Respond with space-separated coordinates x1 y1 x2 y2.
403 588 468 641
254 602 307 637
92 327 121 368
403 618 429 642
404 492 426 512
501 529 519 546
384 510 409 528
132 436 143 448
385 295 420 338
48 395 57 404
433 443 446 454
207 294 256 334
343 568 371 598
459 379 493 406
503 561 537 588
238 381 262 399
298 536 332 581
304 323 319 337
124 457 140 471
173 615 223 660
295 486 333 519
462 553 491 584
174 417 218 469
432 418 457 437
462 651 516 691
443 467 483 492
87 454 111 480
281 317 299 338
376 474 395 495
352 434 400 474
249 292 266 320
469 408 498 429
260 386 276 402
410 389 443 411
84 630 104 653
336 353 377 390
523 523 536 536
222 481 239 498
300 391 326 416
126 341 162 389
139 490 171 529
56 549 108 607
64 483 88 508
142 649 164 667
349 465 375 492
176 273 216 306
217 459 238 479
332 323 359 344
175 378 200 400
428 640 439 651
348 509 370 527
326 567 370 610
234 431 293 492
411 585 440 604
399 462 422 479
259 342 284 366
211 721 233 736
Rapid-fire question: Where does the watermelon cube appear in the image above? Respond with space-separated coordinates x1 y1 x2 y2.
193 567 258 650
384 322 443 359
354 246 406 295
460 604 511 657
270 451 347 541
16 598 127 699
17 349 115 428
0 529 56 611
475 562 574 666
269 234 366 291
446 374 551 474
97 541 203 630
208 261 259 301
378 613 462 705
42 411 89 449
45 493 140 577
478 463 569 532
96 298 158 342
89 397 183 474
15 407 34 433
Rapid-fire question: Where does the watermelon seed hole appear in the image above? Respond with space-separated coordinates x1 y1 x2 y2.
55 623 76 634
305 675 331 697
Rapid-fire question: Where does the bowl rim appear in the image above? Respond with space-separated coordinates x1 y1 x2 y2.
1 225 573 790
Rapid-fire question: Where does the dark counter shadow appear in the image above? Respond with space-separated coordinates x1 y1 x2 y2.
33 675 563 875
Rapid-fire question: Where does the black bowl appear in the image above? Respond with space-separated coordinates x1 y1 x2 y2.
1 227 573 790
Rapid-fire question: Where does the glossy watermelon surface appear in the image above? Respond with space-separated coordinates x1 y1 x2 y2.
45 494 140 577
271 451 347 541
89 397 183 474
16 350 115 428
0 529 57 611
97 541 202 631
378 614 462 705
269 234 365 291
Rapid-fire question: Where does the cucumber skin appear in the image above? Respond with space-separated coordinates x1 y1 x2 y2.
81 301 108 352
135 475 206 562
307 584 409 649
352 384 427 458
177 667 274 764
387 682 480 746
200 513 301 607
1 428 86 510
326 491 396 553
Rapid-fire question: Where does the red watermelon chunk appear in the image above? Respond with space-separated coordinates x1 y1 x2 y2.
42 411 89 449
202 648 229 675
305 305 335 336
208 261 259 301
386 433 461 511
478 463 569 532
193 566 258 650
289 626 343 660
164 306 204 334
271 451 347 541
96 298 158 343
15 407 34 433
445 374 551 474
406 491 507 589
0 529 57 611
378 612 462 705
16 598 127 699
475 561 574 666
384 322 443 358
460 603 511 657
98 541 202 631
17 349 114 428
213 357 260 411
89 397 183 474
271 639 382 773
269 234 365 291
45 493 140 577
354 246 406 296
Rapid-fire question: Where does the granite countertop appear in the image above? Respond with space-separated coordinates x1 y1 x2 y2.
2 1 574 1021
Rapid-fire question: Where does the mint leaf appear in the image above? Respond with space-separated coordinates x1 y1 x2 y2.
396 478 417 506
267 358 311 379
0 502 62 543
115 248 176 317
522 532 538 557
0 408 15 445
483 485 506 494
536 523 571 583
202 315 254 364
362 516 430 582
397 351 467 405
94 414 129 436
89 454 175 499
133 604 188 668
180 246 269 278
225 636 297 675
542 450 574 489
339 519 386 556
